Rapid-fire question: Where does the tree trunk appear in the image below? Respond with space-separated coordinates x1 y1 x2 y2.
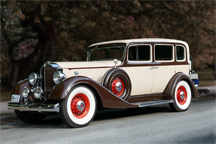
31 22 56 71
7 48 40 89
7 60 19 89
7 21 57 89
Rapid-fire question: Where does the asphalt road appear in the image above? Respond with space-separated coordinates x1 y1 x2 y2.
1 96 215 144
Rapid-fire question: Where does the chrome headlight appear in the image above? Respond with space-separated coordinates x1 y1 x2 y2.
53 71 66 85
22 87 30 98
34 87 43 99
29 73 39 86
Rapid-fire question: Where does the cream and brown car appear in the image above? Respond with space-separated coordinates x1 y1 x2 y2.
9 38 204 128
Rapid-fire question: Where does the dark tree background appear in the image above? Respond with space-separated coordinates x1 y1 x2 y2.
0 0 215 89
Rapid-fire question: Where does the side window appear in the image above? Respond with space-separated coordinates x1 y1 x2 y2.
155 45 173 61
176 45 185 61
128 45 151 61
128 46 137 60
138 45 150 61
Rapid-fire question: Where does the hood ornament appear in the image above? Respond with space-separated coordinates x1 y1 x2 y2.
113 59 118 69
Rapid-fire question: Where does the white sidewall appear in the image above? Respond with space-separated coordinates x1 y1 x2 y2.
175 81 191 110
66 87 96 125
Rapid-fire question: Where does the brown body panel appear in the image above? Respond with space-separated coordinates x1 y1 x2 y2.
48 76 138 108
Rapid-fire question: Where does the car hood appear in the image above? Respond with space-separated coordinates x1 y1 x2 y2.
54 61 121 69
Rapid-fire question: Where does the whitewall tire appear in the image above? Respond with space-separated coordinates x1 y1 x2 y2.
60 86 96 128
169 80 192 112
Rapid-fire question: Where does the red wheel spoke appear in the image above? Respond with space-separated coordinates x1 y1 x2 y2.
176 85 188 105
70 93 90 119
111 78 125 97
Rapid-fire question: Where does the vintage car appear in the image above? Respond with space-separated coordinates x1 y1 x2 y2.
9 38 204 128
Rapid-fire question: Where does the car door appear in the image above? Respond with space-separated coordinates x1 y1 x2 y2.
151 44 176 94
122 44 154 96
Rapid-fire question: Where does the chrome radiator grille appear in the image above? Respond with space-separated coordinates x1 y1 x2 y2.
40 65 56 97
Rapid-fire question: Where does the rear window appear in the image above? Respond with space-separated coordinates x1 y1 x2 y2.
176 45 185 61
155 45 173 61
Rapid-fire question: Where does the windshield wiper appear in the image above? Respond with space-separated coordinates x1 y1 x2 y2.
113 44 123 50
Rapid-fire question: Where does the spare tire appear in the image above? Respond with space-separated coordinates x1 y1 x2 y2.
102 68 131 101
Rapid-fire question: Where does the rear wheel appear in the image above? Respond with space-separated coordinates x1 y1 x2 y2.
15 110 46 123
169 80 192 112
60 86 96 128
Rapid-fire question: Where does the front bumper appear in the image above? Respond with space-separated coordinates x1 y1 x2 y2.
8 102 59 113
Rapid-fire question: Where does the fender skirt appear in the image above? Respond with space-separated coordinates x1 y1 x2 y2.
48 76 138 108
163 72 200 100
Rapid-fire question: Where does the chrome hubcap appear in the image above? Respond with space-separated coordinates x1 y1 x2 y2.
116 82 123 92
180 91 185 99
77 101 85 111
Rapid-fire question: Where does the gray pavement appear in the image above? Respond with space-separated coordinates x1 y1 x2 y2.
0 101 14 114
0 101 16 122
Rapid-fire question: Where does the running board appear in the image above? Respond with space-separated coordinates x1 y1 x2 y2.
133 100 173 107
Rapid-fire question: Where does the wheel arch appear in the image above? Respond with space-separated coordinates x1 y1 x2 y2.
73 83 103 110
48 76 103 100
163 72 199 100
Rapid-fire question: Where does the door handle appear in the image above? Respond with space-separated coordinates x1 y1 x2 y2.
150 66 159 69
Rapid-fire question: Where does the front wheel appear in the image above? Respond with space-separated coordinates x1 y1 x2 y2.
60 86 96 128
169 80 192 112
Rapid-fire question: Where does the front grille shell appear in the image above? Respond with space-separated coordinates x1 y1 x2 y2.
40 63 59 98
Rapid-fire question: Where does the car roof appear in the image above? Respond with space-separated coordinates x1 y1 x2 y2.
88 38 189 48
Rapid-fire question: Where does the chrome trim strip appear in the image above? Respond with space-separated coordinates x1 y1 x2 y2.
8 102 59 112
44 64 46 97
40 64 44 88
136 100 173 107
46 62 60 68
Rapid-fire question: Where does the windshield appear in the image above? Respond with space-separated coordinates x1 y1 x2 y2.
87 45 125 61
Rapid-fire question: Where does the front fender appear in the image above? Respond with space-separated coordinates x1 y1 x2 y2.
48 76 138 108
163 72 200 100
11 79 30 103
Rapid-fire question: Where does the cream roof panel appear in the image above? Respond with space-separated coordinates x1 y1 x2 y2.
89 38 189 48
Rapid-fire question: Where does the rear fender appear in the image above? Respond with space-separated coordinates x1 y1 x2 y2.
163 72 200 100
